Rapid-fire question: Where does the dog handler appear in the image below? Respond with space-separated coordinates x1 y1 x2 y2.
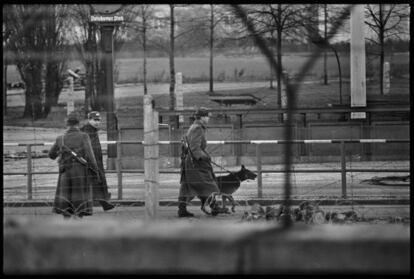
178 108 227 217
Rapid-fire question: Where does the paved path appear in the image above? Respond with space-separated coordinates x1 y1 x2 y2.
3 204 410 225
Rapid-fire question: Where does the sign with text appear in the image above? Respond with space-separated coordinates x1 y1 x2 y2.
90 15 124 23
350 112 366 119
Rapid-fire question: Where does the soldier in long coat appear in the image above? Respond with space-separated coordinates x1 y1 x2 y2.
178 108 226 217
80 111 114 211
49 112 99 219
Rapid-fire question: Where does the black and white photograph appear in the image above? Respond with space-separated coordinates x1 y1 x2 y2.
2 3 410 275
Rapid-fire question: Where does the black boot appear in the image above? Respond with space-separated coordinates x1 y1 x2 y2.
100 200 115 211
210 199 228 216
178 196 194 218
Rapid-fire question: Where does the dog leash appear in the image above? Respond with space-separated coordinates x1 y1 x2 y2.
209 160 241 183
209 160 234 175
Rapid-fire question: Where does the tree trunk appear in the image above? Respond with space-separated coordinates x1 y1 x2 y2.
44 61 60 117
209 4 214 93
276 29 282 106
3 64 7 116
169 4 176 112
331 46 343 104
23 64 43 120
143 15 148 95
276 4 282 106
323 4 328 85
379 4 384 95
269 31 275 89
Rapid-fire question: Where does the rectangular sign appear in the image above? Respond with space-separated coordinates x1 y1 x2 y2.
350 112 366 119
90 15 124 23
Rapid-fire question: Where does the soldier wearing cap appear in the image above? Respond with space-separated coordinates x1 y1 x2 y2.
80 111 115 211
49 112 99 219
178 107 227 217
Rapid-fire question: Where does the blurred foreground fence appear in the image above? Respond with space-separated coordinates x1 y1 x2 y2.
3 139 410 201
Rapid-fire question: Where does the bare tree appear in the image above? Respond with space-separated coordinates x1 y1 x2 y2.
241 4 302 106
4 4 68 119
67 5 101 112
297 4 350 104
365 4 409 95
69 4 129 113
3 6 14 116
43 5 70 117
126 5 155 96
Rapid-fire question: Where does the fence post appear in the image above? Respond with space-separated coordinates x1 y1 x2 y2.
27 144 32 200
340 141 347 198
144 95 159 220
256 143 262 198
116 136 122 200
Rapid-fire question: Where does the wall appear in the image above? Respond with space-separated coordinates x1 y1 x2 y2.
3 219 410 274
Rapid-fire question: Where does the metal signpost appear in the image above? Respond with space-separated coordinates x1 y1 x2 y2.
90 5 124 169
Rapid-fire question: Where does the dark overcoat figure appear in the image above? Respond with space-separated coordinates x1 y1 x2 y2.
49 119 99 218
80 122 110 200
180 119 220 199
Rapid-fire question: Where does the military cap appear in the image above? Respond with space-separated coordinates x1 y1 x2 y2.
194 107 211 118
88 111 101 120
66 111 80 125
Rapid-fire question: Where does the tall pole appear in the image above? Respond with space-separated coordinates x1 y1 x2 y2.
3 64 7 116
323 4 328 85
67 76 75 115
209 4 214 93
144 94 159 220
101 24 118 169
350 5 366 108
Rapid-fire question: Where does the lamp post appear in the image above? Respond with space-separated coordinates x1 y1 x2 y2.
90 4 124 169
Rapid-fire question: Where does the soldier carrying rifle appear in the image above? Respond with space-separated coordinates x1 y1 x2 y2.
49 112 100 219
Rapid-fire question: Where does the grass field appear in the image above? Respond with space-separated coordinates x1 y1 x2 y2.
6 52 409 84
4 77 409 129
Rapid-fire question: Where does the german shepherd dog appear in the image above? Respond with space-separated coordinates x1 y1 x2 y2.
216 165 257 213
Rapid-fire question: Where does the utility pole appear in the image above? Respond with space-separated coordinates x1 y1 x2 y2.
350 4 367 117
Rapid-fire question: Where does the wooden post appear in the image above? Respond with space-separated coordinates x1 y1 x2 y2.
116 135 122 200
27 145 32 200
67 76 75 115
175 72 184 124
144 95 159 220
340 141 347 199
255 144 262 198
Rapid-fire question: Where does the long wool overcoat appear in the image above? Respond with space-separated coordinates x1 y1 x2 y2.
80 123 110 200
179 120 220 199
49 127 99 216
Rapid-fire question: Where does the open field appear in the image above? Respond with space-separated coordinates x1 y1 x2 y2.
6 52 409 84
4 77 409 129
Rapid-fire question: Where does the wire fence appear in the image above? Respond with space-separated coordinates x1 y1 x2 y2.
3 140 410 203
3 5 410 224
